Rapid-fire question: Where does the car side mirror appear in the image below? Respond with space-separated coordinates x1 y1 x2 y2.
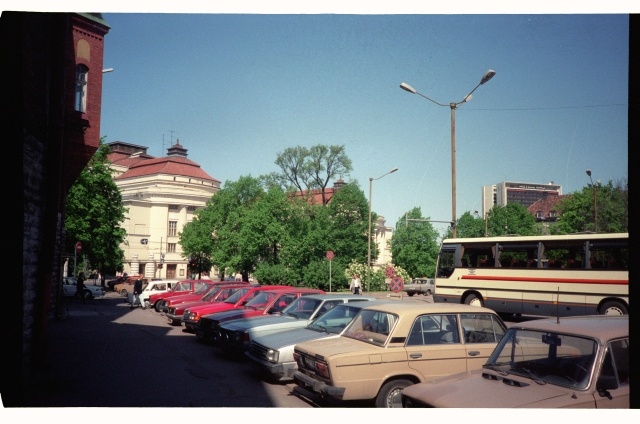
596 375 618 399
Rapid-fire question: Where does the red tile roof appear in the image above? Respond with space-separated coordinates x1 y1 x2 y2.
111 154 219 183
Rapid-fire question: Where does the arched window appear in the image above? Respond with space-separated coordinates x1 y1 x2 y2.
75 64 89 112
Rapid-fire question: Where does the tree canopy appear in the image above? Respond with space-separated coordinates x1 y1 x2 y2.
64 140 127 277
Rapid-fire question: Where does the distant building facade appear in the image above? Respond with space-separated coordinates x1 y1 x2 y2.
481 181 563 216
107 140 220 279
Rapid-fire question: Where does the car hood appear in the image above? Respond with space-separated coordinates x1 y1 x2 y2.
400 369 588 408
173 300 206 313
252 327 334 350
221 315 300 332
188 302 238 314
208 308 264 322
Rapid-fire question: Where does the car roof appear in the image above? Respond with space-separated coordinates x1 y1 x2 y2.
509 315 628 340
359 302 499 315
293 293 377 301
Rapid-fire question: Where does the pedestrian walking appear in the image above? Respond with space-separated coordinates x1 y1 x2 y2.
131 279 143 309
349 273 361 295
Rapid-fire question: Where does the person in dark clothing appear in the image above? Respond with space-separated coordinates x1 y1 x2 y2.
131 279 144 309
75 272 86 303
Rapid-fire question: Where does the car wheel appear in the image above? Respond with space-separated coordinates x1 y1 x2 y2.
406 292 415 297
154 301 162 312
425 290 432 296
82 290 92 300
142 300 150 310
600 301 627 315
464 293 484 307
120 289 128 296
375 379 412 408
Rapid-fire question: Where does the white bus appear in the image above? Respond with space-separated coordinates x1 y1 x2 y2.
433 232 628 317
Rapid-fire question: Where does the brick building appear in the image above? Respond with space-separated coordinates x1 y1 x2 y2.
5 12 110 405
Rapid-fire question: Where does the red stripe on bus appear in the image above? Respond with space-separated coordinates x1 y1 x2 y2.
460 275 627 285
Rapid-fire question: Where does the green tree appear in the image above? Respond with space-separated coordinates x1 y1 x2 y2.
390 207 440 279
270 143 353 205
64 140 127 279
485 203 538 236
553 179 628 234
455 211 486 238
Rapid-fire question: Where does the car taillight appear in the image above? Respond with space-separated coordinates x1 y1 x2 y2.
315 361 329 379
293 352 301 365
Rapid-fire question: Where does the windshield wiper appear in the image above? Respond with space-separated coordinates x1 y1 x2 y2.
482 363 509 376
519 368 546 385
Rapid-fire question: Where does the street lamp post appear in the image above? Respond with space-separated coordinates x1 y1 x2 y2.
586 169 598 233
400 69 495 238
367 167 398 292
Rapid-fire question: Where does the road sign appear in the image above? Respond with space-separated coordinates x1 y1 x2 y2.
326 250 334 260
75 241 83 254
140 238 148 245
390 275 404 293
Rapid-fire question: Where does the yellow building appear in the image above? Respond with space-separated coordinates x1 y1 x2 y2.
107 140 220 279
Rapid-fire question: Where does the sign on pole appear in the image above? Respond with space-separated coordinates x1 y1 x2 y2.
75 241 83 253
326 251 334 292
390 275 404 293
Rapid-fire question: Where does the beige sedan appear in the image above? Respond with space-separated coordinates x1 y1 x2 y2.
292 302 507 407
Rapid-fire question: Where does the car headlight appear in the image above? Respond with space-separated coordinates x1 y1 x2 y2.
266 349 279 363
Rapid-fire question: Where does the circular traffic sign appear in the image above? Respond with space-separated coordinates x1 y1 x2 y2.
326 250 334 260
75 241 83 253
390 275 404 293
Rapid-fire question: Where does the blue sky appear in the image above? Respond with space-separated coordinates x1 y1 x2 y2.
13 3 631 237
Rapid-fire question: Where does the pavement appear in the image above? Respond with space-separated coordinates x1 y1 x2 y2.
3 288 427 415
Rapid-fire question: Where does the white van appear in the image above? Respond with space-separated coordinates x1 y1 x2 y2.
131 279 181 309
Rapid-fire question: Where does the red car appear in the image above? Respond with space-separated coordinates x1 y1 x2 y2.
148 279 213 312
165 283 250 326
159 282 244 315
181 285 294 332
192 287 324 340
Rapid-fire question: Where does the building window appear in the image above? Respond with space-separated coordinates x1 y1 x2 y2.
187 206 196 212
168 204 179 211
167 243 176 253
535 211 544 219
168 221 177 236
75 64 88 112
549 211 557 218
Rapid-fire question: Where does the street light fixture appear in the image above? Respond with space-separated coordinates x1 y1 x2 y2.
400 69 495 238
586 169 598 233
367 167 398 292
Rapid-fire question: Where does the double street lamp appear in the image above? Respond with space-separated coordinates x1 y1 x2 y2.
400 69 496 238
367 167 398 292
586 169 598 233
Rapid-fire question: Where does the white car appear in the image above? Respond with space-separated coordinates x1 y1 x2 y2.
62 277 106 300
128 279 182 309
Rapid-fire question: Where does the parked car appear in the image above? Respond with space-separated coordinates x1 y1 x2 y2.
125 279 181 309
106 275 127 291
165 283 250 326
246 299 387 382
62 276 106 300
189 287 324 337
403 278 435 297
400 315 629 408
215 293 376 355
148 279 213 312
292 302 507 407
181 285 294 333
157 281 223 315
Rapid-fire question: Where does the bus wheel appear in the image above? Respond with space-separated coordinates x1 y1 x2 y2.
600 301 627 315
464 293 484 307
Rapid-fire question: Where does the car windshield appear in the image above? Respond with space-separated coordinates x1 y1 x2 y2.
201 286 223 301
194 284 213 295
485 328 598 390
244 291 279 310
173 282 191 291
282 297 323 319
343 309 397 346
223 287 252 304
308 304 363 334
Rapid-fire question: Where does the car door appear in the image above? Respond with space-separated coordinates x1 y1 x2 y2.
459 313 506 370
405 314 468 380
